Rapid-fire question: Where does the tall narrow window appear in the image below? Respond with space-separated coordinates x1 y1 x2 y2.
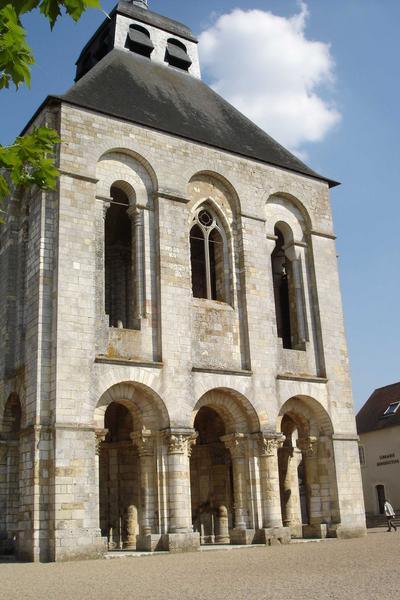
190 225 207 299
271 228 292 348
105 186 133 328
190 208 229 302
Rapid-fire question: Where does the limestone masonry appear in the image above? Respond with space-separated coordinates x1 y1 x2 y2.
0 0 366 561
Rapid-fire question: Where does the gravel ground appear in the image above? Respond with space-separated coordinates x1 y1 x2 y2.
1 529 400 600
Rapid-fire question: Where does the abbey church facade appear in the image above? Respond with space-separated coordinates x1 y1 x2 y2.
0 0 366 561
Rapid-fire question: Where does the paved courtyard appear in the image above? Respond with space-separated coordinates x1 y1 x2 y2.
1 530 399 600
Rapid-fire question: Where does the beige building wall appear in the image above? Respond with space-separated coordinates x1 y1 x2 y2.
359 427 400 515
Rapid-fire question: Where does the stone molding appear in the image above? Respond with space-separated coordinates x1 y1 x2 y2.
164 430 198 456
60 169 98 184
95 428 108 455
297 436 318 457
256 433 285 457
221 433 247 458
131 429 155 456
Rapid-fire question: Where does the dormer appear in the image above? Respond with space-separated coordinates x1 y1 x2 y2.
75 1 201 81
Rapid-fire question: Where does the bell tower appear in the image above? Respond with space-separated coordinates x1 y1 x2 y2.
132 0 148 8
75 0 201 80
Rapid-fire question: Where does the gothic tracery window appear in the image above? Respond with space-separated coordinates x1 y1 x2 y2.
190 208 228 302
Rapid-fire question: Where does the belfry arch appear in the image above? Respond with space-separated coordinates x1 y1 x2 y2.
277 396 339 538
94 382 169 551
190 389 262 545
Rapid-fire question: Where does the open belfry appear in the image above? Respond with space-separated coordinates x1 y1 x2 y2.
0 0 366 561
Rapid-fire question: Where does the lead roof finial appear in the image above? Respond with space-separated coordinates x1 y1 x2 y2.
132 0 148 9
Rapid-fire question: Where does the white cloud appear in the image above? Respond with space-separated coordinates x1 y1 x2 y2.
198 2 340 154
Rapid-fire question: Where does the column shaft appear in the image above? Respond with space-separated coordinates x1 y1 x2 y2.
258 435 284 528
165 431 197 533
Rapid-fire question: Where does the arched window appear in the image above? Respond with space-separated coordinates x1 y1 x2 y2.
126 24 154 58
105 186 133 329
190 207 229 302
271 224 308 351
271 227 292 348
165 38 192 71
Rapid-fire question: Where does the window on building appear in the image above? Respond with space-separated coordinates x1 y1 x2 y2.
383 401 400 416
126 24 154 58
165 38 192 71
358 445 366 466
271 225 307 351
271 227 292 348
190 208 229 302
105 186 133 329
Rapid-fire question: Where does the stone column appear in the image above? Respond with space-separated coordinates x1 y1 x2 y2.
221 433 256 544
297 436 325 538
285 242 308 347
221 434 247 530
257 434 285 528
279 445 303 537
131 430 157 543
163 429 200 552
96 196 111 329
127 206 145 326
95 429 108 530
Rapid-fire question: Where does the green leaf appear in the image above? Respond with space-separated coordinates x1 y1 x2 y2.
0 126 61 202
0 5 34 89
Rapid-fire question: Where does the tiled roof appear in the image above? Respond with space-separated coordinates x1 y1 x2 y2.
356 382 400 434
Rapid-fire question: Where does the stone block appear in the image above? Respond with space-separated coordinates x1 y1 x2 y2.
302 523 328 539
162 532 200 553
229 528 257 545
136 533 164 552
257 526 291 546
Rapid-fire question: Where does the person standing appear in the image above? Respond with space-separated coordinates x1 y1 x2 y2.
384 499 397 531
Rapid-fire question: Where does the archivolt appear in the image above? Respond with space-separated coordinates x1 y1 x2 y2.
192 388 260 434
277 395 333 437
94 382 169 431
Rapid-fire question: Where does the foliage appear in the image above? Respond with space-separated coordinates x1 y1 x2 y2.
0 127 61 217
0 0 101 221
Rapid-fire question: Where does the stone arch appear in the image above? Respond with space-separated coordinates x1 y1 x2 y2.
111 180 136 205
277 395 333 438
0 392 24 434
94 381 170 431
192 388 260 434
96 150 157 207
266 192 312 237
187 171 241 225
274 220 295 247
97 148 158 191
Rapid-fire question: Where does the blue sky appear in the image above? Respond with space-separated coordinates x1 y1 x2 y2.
1 0 399 409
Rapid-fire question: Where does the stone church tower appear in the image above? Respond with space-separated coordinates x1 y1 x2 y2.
0 1 366 561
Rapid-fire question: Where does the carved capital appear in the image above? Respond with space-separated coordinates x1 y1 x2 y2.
164 430 198 456
221 433 247 459
95 429 108 455
297 436 318 457
257 434 285 457
131 429 155 457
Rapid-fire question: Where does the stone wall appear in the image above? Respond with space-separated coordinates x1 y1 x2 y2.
0 99 366 560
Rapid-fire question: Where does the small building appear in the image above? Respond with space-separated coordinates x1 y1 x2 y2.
0 0 366 561
356 382 400 516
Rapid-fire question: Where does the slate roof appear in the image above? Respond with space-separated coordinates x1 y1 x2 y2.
48 48 337 187
356 382 400 434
